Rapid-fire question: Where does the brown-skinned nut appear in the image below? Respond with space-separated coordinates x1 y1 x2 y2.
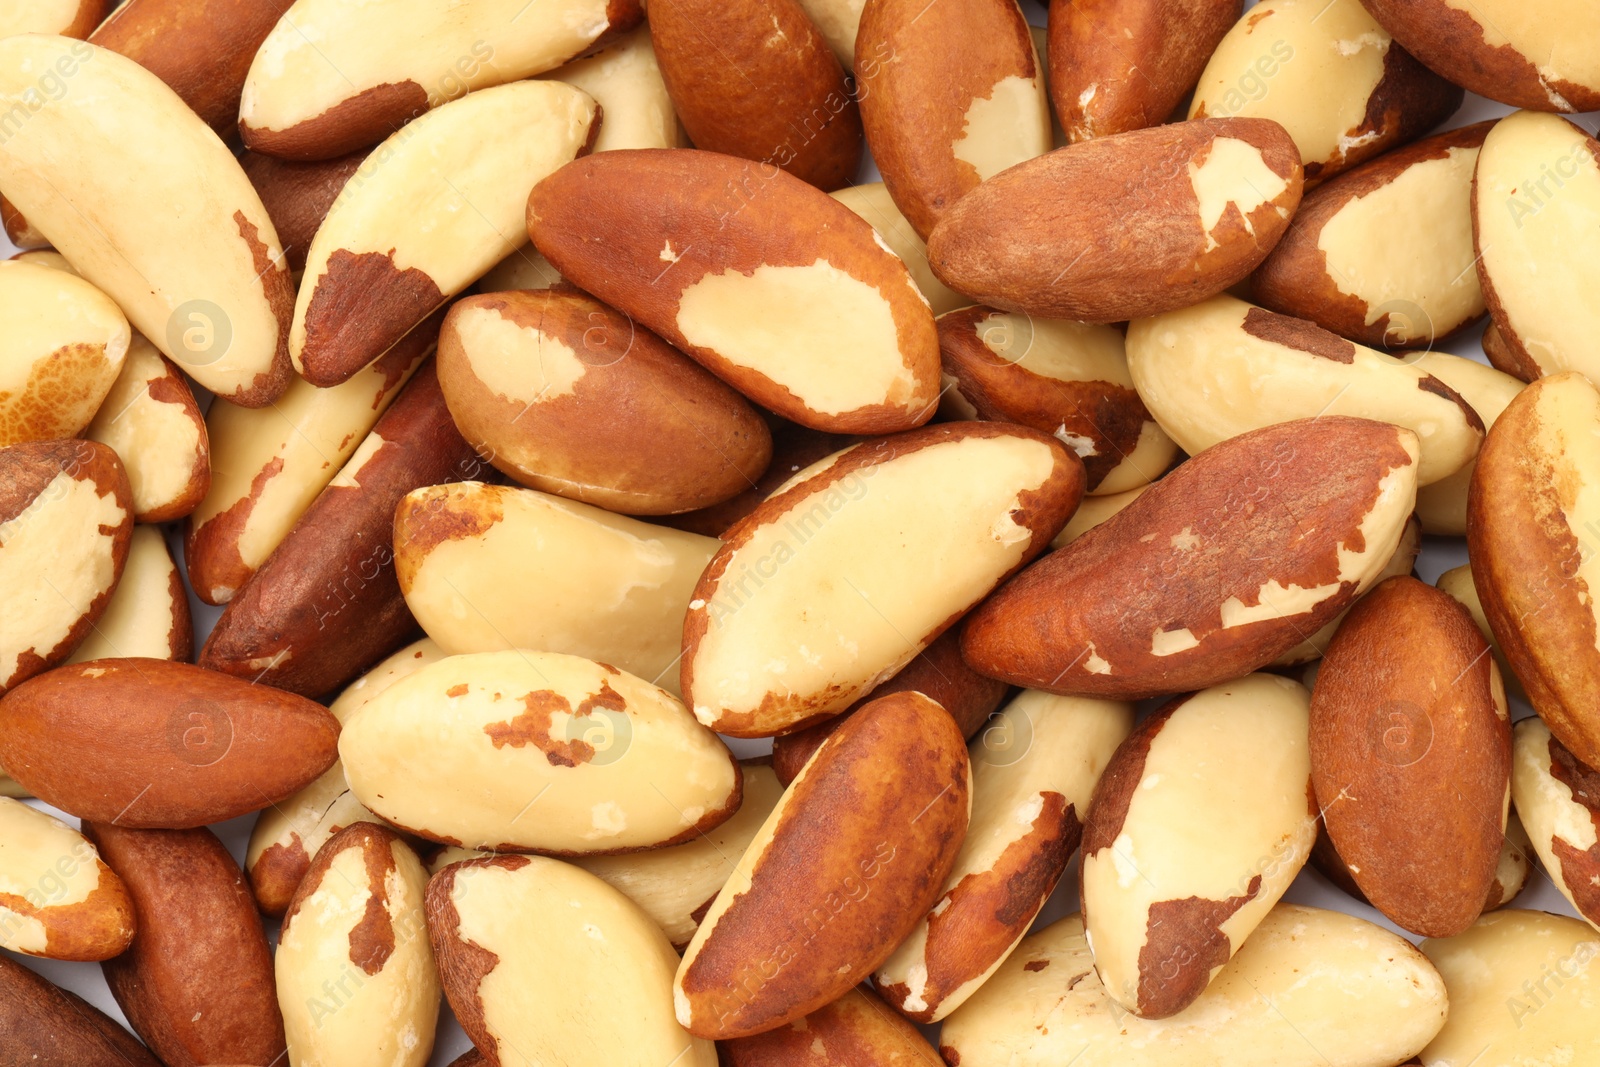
240 149 367 272
0 952 161 1067
718 984 944 1065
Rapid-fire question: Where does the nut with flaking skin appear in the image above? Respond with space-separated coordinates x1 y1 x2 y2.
0 439 133 694
681 423 1083 738
291 81 600 388
719 984 944 1065
0 37 294 406
65 526 192 665
830 181 968 315
938 306 1178 495
1471 111 1600 384
876 691 1132 1023
1048 0 1240 143
939 904 1447 1067
961 417 1419 699
1272 513 1419 667
1252 122 1491 348
1311 576 1511 938
1189 0 1462 185
427 854 716 1067
1409 352 1522 536
84 823 286 1067
438 289 772 516
1126 295 1483 486
0 798 133 962
855 0 1050 239
238 0 642 160
340 651 741 854
1469 372 1600 768
540 26 683 153
651 0 861 191
394 482 718 698
240 149 367 273
674 690 970 1039
1079 674 1316 1019
1511 717 1600 932
0 951 162 1067
926 118 1303 323
0 659 339 828
276 824 439 1067
528 149 943 434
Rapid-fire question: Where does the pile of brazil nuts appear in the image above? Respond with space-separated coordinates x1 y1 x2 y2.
1 0 1599 1064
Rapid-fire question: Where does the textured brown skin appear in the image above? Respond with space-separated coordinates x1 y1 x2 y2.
1252 122 1493 347
1359 0 1600 112
1048 0 1241 143
1480 322 1535 383
0 195 48 249
528 149 942 433
426 853 530 1065
718 984 944 1065
298 248 449 387
678 691 969 1039
771 627 1008 785
131 353 211 523
392 482 507 595
199 362 476 697
855 0 1042 239
962 417 1417 699
90 0 298 135
0 440 133 692
1310 576 1509 937
651 0 861 191
1309 823 1369 902
1470 374 1600 768
938 304 1161 491
0 953 162 1067
227 210 297 408
926 118 1303 322
0 659 340 827
240 149 367 271
0 842 134 962
84 824 285 1067
681 422 1084 737
439 289 773 515
446 1053 487 1067
283 822 406 975
1544 734 1600 923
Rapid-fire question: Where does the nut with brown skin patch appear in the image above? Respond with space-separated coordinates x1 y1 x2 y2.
665 418 859 539
1511 717 1600 930
719 984 945 1065
0 950 163 1067
0 798 134 962
240 149 368 272
1409 353 1523 537
1272 513 1420 667
65 526 192 665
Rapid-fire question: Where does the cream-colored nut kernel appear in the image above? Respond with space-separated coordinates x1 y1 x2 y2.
1127 295 1483 485
1051 484 1153 548
1408 352 1522 536
0 796 133 961
1485 811 1534 911
476 248 562 293
65 526 189 664
795 0 865 68
0 1 106 37
0 37 293 406
1511 717 1600 930
85 334 208 523
1434 564 1525 702
829 182 967 315
940 904 1448 1067
0 260 129 448
1273 514 1420 666
340 651 741 853
541 25 682 153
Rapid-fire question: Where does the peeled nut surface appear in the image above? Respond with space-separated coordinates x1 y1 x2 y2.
830 182 967 315
1511 717 1600 930
64 525 191 665
0 797 133 962
541 25 683 153
1410 353 1522 536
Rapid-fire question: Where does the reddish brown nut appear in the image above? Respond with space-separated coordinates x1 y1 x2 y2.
84 823 285 1067
239 149 367 272
1310 576 1511 937
0 952 162 1067
0 659 340 828
718 985 945 1065
1480 323 1530 383
961 417 1421 699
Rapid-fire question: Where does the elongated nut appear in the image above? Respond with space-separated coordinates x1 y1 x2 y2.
541 26 683 153
84 335 209 523
65 526 191 665
0 951 162 1067
0 798 133 962
1511 717 1600 930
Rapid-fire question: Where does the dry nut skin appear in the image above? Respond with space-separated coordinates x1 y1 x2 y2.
1311 576 1511 938
1409 353 1523 536
1360 0 1600 112
0 951 162 1067
200 362 478 697
0 797 133 961
1469 372 1600 768
395 482 717 698
428 854 715 1067
240 149 367 272
276 824 439 1067
1273 513 1420 667
575 759 784 948
719 984 944 1065
682 423 1083 737
1511 717 1600 930
1048 0 1240 143
0 659 339 828
292 81 599 388
438 289 772 515
528 149 942 433
1127 295 1483 486
186 313 433 605
0 439 132 693
1420 910 1600 1062
0 260 130 448
829 182 968 315
938 306 1178 494
675 691 970 1039
651 0 862 191
926 118 1303 323
1189 0 1463 184
855 0 1050 238
64 525 192 665
1252 122 1490 347
1472 110 1600 383
340 650 741 853
541 25 683 153
247 638 445 916
940 903 1448 1067
876 691 1133 1022
962 417 1419 699
239 0 642 160
85 823 286 1067
0 38 293 406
